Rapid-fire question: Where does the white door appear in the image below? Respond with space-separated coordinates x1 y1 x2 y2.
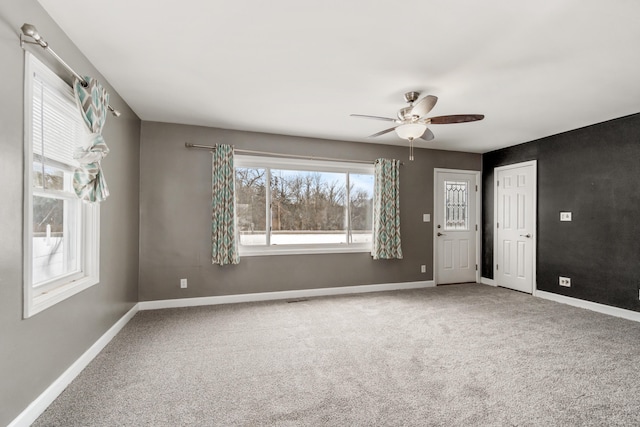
434 170 478 285
495 161 536 293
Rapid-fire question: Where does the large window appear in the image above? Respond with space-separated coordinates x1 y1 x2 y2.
24 53 99 317
235 156 374 255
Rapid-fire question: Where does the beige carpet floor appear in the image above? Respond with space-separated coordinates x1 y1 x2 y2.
34 284 640 426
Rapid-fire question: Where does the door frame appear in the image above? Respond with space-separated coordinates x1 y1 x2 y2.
433 168 481 285
493 160 537 294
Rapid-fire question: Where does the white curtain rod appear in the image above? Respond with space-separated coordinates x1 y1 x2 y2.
19 23 121 117
184 143 404 165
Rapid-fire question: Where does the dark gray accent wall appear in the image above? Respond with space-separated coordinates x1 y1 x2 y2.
0 2 141 425
139 121 480 301
482 113 640 312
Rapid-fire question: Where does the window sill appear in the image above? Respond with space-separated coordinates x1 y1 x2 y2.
26 274 99 318
239 244 372 257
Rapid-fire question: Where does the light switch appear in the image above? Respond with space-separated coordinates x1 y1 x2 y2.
423 214 430 222
560 212 572 222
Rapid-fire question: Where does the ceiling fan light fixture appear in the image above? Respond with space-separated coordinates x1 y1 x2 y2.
395 123 427 140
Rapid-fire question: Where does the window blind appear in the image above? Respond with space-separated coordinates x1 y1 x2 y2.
31 63 87 169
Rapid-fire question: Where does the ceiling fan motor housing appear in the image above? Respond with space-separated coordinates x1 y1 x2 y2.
398 91 421 120
398 106 419 121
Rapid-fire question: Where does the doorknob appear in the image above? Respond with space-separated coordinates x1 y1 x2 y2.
519 233 531 238
437 232 446 236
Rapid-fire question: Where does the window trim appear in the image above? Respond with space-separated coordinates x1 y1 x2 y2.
234 155 374 256
23 52 100 318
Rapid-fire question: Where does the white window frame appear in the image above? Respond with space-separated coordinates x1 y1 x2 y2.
23 53 100 318
235 155 374 256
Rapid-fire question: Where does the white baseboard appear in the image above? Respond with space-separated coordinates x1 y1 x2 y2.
9 304 140 427
535 290 640 323
9 281 432 426
480 277 497 286
138 280 435 311
13 282 638 427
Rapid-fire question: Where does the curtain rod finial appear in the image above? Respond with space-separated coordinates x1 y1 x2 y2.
21 23 48 48
21 23 38 38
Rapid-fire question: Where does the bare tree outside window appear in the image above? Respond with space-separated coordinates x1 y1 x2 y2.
349 173 374 243
235 166 373 247
235 168 267 245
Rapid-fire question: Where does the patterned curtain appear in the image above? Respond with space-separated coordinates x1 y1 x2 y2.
372 158 403 260
212 144 239 265
73 77 110 202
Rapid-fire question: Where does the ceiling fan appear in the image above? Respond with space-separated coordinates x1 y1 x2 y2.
351 91 484 160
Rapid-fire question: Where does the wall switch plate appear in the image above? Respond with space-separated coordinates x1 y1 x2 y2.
560 212 572 221
421 265 426 273
180 278 187 289
423 214 430 222
559 276 571 287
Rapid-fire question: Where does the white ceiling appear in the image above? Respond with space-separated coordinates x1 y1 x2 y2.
38 0 640 153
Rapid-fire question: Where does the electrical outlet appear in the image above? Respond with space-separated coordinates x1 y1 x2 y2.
560 212 572 221
421 265 426 273
559 276 571 287
180 278 187 289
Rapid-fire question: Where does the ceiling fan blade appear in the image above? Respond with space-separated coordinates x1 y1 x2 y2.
350 114 397 122
420 128 435 142
368 126 397 138
410 95 438 118
429 114 485 124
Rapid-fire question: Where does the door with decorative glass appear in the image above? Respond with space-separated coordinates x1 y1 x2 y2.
434 170 479 284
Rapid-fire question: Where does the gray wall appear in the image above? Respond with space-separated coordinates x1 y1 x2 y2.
139 121 480 301
0 2 141 425
482 113 640 312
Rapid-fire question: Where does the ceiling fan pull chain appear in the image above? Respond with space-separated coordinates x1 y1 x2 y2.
409 137 415 161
